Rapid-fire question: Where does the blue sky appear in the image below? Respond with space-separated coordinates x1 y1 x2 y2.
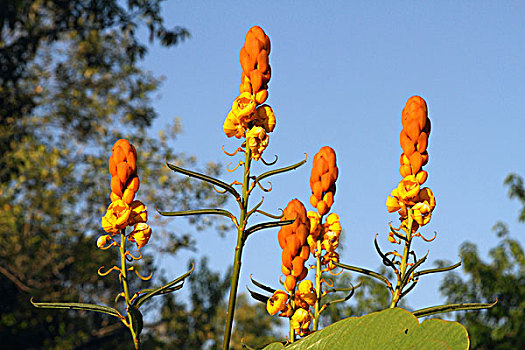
139 1 525 325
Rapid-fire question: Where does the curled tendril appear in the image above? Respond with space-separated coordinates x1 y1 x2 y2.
222 145 244 157
415 231 438 242
321 278 334 288
329 268 344 276
226 161 243 172
128 266 153 281
125 250 143 261
255 179 272 192
229 180 243 186
99 241 119 250
98 265 121 277
212 185 228 194
261 154 278 166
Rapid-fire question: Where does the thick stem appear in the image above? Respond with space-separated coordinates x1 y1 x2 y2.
289 288 296 343
313 239 322 331
222 147 252 350
119 231 140 349
389 209 413 308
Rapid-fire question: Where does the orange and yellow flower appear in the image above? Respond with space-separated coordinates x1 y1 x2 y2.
102 199 131 234
291 308 311 336
266 290 289 316
128 223 152 249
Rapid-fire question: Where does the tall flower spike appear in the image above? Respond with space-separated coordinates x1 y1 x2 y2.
309 146 338 216
239 25 271 105
108 139 140 204
223 26 276 162
278 199 311 291
399 96 431 183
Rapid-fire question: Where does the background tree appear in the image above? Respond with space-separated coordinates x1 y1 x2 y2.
439 174 525 350
145 259 281 350
0 1 233 349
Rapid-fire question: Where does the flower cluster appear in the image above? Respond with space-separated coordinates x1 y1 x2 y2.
278 199 311 291
266 279 316 337
307 212 342 270
309 146 338 216
99 139 152 249
306 147 342 271
223 26 276 160
386 96 436 239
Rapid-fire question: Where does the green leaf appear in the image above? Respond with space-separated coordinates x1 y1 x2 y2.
244 219 294 238
134 264 194 308
30 298 122 318
255 155 307 184
127 304 143 337
157 208 235 220
259 308 469 350
166 161 240 200
413 300 497 318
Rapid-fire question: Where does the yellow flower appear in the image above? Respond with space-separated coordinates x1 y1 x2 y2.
128 223 152 249
129 200 147 225
291 308 311 336
397 175 420 204
96 235 112 248
266 290 289 316
412 187 436 226
297 280 316 307
386 188 402 213
325 213 341 234
223 111 245 139
322 251 339 270
101 199 131 234
231 92 256 124
322 231 339 253
246 126 269 161
254 104 276 133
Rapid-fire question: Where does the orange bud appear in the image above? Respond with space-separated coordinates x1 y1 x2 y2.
292 256 305 277
323 192 334 208
284 275 296 292
281 264 291 276
409 152 423 174
416 132 428 153
250 69 263 92
399 164 412 177
110 192 120 202
282 248 293 269
299 245 310 260
416 170 428 184
257 50 269 72
309 194 318 208
255 89 268 104
297 267 308 281
400 131 415 157
128 176 140 192
113 145 126 164
286 235 301 256
317 200 328 216
117 162 132 184
111 175 123 197
405 119 421 142
278 229 287 249
240 47 256 73
122 188 135 205
108 156 117 176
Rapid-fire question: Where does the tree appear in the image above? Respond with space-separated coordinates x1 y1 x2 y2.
439 174 525 349
143 259 282 350
0 1 229 348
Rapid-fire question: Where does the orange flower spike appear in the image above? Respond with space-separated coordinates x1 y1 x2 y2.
310 147 338 215
267 290 289 316
239 26 271 104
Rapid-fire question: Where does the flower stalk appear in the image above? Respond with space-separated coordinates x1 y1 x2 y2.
223 146 252 350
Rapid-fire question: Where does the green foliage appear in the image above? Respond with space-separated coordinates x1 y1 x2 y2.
143 259 281 349
0 1 225 348
439 174 525 349
262 308 468 350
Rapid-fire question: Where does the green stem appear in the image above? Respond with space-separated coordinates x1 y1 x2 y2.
389 209 413 308
222 147 252 350
119 231 140 350
313 239 322 331
289 288 296 343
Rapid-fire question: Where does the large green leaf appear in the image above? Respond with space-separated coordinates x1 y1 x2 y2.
261 308 469 350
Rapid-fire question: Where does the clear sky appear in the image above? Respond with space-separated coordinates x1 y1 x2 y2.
139 1 525 324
